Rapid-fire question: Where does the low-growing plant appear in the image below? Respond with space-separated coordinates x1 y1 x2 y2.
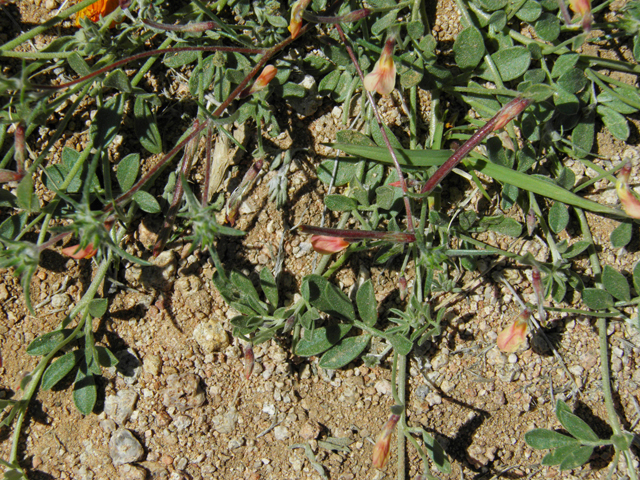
1 0 640 478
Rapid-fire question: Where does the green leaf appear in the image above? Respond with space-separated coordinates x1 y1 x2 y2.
551 54 580 78
91 94 125 148
16 175 38 213
535 12 561 41
522 83 555 102
453 27 485 69
375 185 398 210
324 194 357 212
317 159 359 186
41 351 80 390
407 21 424 40
370 118 402 148
231 270 260 300
548 202 570 233
116 153 140 192
295 324 353 356
103 69 132 93
134 96 163 154
164 50 199 68
525 429 580 449
356 280 377 327
318 69 340 96
554 87 580 115
371 10 398 35
597 105 629 141
259 268 278 307
559 445 594 470
633 261 640 294
562 240 591 259
133 191 161 213
582 288 614 310
602 265 630 301
335 130 376 147
488 217 522 237
423 432 452 474
73 365 96 415
68 52 92 76
480 47 531 82
611 432 635 451
557 69 587 94
321 283 356 321
571 108 595 157
319 335 371 369
27 330 74 356
88 298 108 318
477 0 507 11
95 346 119 368
516 0 542 21
556 400 600 442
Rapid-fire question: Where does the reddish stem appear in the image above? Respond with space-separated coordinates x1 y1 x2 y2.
335 25 414 233
420 97 531 194
300 225 415 243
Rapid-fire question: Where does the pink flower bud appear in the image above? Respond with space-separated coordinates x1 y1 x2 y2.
532 267 546 323
244 345 254 380
310 235 349 254
364 37 396 96
496 309 530 353
569 0 592 30
616 163 640 219
241 66 278 98
372 413 400 469
62 243 98 259
398 275 408 301
492 97 532 132
526 209 537 236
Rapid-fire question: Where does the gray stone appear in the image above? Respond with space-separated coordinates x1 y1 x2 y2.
193 321 229 354
211 410 238 434
105 390 138 425
109 429 144 466
161 373 205 412
172 415 192 432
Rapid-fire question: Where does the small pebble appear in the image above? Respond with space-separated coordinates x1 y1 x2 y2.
45 0 57 10
508 354 518 364
50 293 70 309
193 321 229 354
109 429 144 466
273 425 290 441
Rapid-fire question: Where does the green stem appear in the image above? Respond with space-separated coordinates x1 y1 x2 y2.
396 353 407 480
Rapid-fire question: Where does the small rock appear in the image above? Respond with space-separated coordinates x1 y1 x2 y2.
0 284 9 302
426 392 442 406
175 456 188 470
143 354 162 376
45 0 57 10
141 251 176 291
299 421 320 440
109 429 144 466
117 464 146 480
440 379 455 394
100 419 117 433
228 437 245 449
193 321 229 354
374 379 393 396
51 293 70 309
211 410 238 434
162 373 206 412
507 353 518 364
568 365 584 377
431 350 449 370
111 349 142 385
289 454 303 472
174 276 201 296
105 390 138 425
273 425 290 441
173 415 192 432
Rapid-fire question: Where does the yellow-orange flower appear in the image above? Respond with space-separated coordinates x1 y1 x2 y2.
289 0 311 39
569 0 592 31
372 413 400 469
496 309 529 353
75 0 120 27
616 163 640 219
62 243 98 259
363 38 396 96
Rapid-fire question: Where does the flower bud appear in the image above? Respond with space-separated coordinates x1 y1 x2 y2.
372 413 400 469
241 65 278 98
289 0 311 39
569 0 592 31
616 163 640 219
62 243 98 259
244 345 254 380
496 309 530 353
310 235 349 254
364 37 397 96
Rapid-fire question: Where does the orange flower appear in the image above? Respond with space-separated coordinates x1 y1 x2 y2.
240 65 278 98
75 0 120 28
289 0 311 39
616 163 640 219
372 413 400 469
62 243 98 259
364 37 396 96
310 235 349 255
569 0 592 31
496 309 530 353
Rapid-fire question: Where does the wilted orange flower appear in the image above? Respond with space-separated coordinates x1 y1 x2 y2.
241 65 277 98
496 309 530 353
372 413 400 469
364 37 396 96
75 0 120 27
62 243 98 259
310 235 349 255
616 163 640 219
289 0 311 39
569 0 592 31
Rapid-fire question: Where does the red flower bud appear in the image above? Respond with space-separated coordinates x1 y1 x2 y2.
616 163 640 219
372 413 400 469
496 309 530 353
310 235 349 255
62 243 98 259
364 37 396 96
